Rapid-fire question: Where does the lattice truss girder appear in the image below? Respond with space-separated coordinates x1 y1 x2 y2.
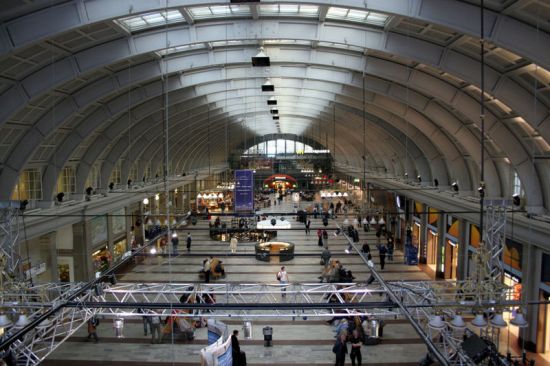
91 282 399 318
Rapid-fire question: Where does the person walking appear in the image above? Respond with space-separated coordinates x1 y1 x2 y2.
150 312 162 344
171 233 179 255
87 316 99 343
305 219 311 235
321 247 332 267
349 329 362 366
186 233 192 252
138 308 151 336
333 333 348 366
203 257 211 283
230 236 238 254
277 266 289 299
378 244 387 270
322 229 329 247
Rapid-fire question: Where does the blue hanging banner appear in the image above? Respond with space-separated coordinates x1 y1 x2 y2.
234 170 254 212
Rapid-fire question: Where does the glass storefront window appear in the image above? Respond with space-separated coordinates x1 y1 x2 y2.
92 246 112 274
113 239 127 262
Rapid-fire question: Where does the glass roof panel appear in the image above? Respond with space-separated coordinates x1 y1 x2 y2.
327 7 389 26
116 10 185 32
189 5 251 19
156 43 206 56
259 4 320 17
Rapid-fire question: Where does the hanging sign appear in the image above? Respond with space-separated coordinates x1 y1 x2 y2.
234 170 254 212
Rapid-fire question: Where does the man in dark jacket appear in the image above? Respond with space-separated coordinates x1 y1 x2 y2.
333 333 348 366
231 330 246 365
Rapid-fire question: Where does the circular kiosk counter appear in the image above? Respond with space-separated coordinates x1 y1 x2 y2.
255 241 295 263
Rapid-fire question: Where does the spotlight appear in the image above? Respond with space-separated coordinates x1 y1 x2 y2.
261 79 274 92
428 315 445 330
143 198 149 205
127 179 132 187
510 311 528 328
150 247 157 254
270 108 279 114
271 218 277 226
273 116 279 120
56 192 65 203
471 313 487 327
109 182 114 190
267 97 277 105
417 175 421 183
86 186 93 196
251 47 270 66
433 178 439 187
404 172 408 178
451 182 459 192
512 194 520 206
14 314 30 329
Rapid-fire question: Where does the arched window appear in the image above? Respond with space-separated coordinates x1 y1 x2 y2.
243 139 328 156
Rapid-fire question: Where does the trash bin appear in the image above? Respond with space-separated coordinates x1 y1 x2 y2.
243 320 252 340
262 326 273 347
368 319 380 338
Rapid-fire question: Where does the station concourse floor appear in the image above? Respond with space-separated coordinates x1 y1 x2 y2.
43 196 544 366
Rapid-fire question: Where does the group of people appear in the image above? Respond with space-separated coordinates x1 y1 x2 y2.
319 258 356 283
201 256 225 283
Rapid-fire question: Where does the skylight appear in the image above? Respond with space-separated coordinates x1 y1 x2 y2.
116 10 185 32
156 43 206 56
189 5 251 19
259 4 320 17
326 7 389 26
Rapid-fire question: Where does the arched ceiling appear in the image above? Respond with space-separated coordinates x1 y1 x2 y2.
0 0 548 213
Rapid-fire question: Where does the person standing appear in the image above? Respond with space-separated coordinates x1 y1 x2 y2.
317 229 324 247
333 333 348 366
203 257 211 283
150 312 162 344
387 236 394 262
171 233 179 255
349 329 362 366
305 219 311 235
230 236 238 254
277 266 289 299
378 244 387 270
186 233 192 252
87 316 99 343
231 330 246 366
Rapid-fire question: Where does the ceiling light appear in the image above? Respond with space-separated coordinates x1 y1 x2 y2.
428 315 446 330
378 217 385 225
449 315 466 329
252 47 270 66
267 97 277 105
452 182 459 192
490 312 507 328
370 217 377 225
510 311 528 328
262 79 275 92
142 198 149 205
155 194 160 201
471 313 487 328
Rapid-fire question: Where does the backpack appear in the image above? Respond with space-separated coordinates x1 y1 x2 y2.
276 272 281 281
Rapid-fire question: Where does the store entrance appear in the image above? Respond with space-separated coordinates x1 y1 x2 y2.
444 240 458 279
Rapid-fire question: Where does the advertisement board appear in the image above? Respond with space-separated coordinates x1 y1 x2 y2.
234 170 254 212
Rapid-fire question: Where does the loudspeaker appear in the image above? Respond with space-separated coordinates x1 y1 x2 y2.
462 333 490 363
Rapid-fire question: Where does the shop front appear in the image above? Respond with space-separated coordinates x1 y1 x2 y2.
444 215 460 280
113 238 128 262
537 253 550 354
92 245 112 276
426 207 440 277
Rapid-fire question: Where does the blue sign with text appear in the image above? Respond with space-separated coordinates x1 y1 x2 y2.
234 170 254 212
